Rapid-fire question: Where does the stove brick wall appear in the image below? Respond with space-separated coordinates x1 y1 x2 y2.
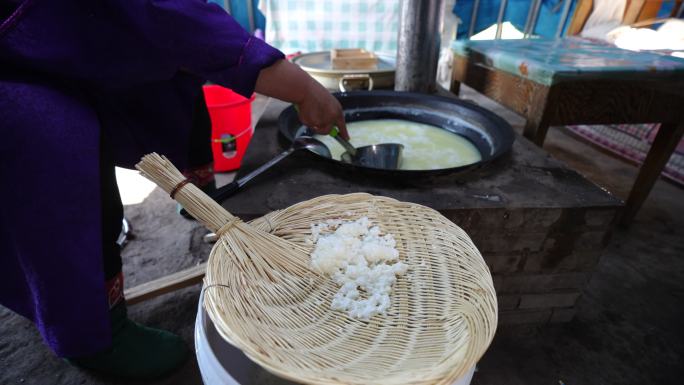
446 206 617 324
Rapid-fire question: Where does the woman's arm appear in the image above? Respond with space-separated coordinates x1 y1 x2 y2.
95 1 346 138
255 59 349 139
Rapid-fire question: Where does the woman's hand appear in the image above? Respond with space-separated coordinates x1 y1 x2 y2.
296 80 348 139
255 59 349 139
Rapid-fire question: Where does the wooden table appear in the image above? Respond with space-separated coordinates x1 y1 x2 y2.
450 38 684 225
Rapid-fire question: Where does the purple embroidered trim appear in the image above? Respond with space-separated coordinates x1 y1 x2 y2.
0 0 34 36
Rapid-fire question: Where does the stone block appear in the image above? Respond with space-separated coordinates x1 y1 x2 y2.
499 309 552 325
455 208 564 234
499 272 590 294
492 275 503 292
446 210 477 231
550 307 578 323
501 209 526 229
584 208 617 228
524 249 603 273
450 209 522 233
522 208 563 229
575 250 603 271
471 232 547 253
472 209 523 231
497 294 520 310
484 253 524 274
574 230 611 251
519 291 581 309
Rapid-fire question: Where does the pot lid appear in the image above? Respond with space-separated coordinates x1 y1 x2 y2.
293 51 396 75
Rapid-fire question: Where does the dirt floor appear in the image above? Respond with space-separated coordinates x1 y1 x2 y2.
1 88 683 385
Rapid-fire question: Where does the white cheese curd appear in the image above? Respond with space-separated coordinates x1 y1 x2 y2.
310 217 407 320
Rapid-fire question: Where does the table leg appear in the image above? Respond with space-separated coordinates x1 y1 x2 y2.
523 86 552 146
621 121 684 226
450 79 461 96
524 115 551 147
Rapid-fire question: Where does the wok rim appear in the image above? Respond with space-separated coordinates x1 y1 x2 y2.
278 91 515 176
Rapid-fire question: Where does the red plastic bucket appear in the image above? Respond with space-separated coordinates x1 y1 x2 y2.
203 85 255 172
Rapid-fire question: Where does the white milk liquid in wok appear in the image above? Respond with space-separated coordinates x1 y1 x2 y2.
315 119 482 170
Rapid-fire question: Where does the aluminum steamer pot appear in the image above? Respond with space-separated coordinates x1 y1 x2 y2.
292 51 396 92
278 91 515 178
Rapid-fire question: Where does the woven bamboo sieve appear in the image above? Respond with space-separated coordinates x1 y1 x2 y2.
136 153 497 385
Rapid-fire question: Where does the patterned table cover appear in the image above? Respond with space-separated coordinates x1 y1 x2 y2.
452 38 684 85
258 0 400 55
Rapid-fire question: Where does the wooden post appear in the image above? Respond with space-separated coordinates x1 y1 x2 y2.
566 0 593 35
623 0 647 25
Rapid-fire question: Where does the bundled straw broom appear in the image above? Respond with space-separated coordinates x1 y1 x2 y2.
136 153 497 385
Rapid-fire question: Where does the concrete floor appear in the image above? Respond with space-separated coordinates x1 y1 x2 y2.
1 88 683 385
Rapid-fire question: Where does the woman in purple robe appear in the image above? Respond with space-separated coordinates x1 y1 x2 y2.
0 0 347 378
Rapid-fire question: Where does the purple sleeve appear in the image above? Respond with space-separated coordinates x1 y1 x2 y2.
111 0 284 97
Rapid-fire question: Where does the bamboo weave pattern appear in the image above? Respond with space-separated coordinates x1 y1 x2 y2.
136 153 497 385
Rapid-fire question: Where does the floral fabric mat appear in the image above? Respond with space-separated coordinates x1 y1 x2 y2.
566 124 684 187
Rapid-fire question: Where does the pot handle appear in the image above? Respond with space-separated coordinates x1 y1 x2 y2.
338 74 374 92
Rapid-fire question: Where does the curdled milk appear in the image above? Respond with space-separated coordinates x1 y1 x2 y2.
310 217 407 320
315 119 482 170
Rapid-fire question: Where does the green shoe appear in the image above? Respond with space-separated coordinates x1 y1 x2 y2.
67 304 189 379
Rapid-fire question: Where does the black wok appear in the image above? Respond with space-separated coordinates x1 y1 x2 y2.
278 91 515 177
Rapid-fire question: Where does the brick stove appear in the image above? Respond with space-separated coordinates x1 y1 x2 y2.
221 102 622 325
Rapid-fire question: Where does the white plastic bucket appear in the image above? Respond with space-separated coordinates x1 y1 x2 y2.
195 290 476 385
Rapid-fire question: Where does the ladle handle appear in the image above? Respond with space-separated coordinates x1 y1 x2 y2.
236 147 295 187
180 147 296 218
211 181 240 203
180 181 240 218
293 104 356 157
329 126 357 157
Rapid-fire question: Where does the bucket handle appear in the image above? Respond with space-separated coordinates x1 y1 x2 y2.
211 125 254 145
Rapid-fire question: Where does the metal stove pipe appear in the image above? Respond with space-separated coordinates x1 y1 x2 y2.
395 0 445 93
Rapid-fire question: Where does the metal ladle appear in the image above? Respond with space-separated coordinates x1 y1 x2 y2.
210 136 330 202
294 104 403 170
341 143 404 170
180 136 330 217
329 126 404 170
